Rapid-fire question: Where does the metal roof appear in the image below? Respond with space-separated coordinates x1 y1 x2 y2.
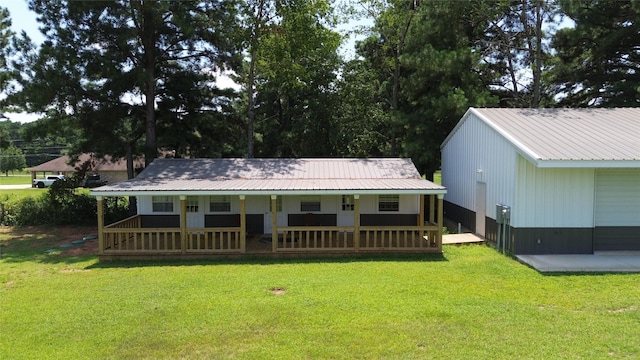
91 158 446 196
443 108 640 168
29 153 144 172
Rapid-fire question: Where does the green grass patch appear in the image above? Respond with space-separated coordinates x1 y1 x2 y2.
0 174 32 185
1 228 638 359
434 170 442 185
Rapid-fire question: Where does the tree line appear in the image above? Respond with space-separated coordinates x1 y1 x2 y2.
0 0 638 180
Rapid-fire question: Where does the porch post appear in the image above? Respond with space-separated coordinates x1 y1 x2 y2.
429 194 435 224
437 194 444 252
271 195 277 252
353 194 360 251
419 194 425 226
239 195 246 253
180 195 187 254
96 196 104 255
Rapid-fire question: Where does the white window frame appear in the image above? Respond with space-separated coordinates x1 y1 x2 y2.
186 196 199 213
209 195 231 212
341 195 354 211
300 195 321 212
152 195 174 213
378 194 399 212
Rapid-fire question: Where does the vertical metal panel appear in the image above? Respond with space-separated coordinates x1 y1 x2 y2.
595 170 640 226
441 113 517 223
514 156 595 227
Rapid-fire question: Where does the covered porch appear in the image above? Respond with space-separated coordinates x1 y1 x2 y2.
95 194 445 258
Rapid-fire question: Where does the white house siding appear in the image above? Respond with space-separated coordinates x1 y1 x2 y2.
441 112 518 228
514 156 595 228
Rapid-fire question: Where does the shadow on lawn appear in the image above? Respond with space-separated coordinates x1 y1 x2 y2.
86 253 449 269
0 225 98 265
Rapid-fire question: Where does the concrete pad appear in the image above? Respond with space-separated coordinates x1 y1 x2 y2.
442 233 484 245
517 254 640 273
0 184 31 189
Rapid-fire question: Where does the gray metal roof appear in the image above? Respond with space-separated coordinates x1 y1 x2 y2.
444 108 640 168
92 158 446 196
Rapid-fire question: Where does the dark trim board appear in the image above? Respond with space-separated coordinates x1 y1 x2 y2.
443 201 475 233
360 214 418 226
512 228 593 254
140 215 180 228
246 214 264 235
205 214 240 227
594 227 640 251
288 213 337 226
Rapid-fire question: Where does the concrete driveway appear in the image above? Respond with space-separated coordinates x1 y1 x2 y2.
517 253 640 273
0 184 32 189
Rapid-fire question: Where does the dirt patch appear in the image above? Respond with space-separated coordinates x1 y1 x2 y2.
0 225 99 256
269 287 287 295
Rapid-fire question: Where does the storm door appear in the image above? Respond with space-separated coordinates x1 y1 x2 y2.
186 196 204 228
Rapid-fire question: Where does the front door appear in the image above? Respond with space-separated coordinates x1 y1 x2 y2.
264 196 286 234
186 196 204 228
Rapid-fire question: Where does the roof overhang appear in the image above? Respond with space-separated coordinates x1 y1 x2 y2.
91 188 447 197
530 159 640 168
90 178 447 197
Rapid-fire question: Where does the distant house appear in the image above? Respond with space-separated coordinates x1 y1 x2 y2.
29 153 144 184
90 158 447 259
441 107 640 254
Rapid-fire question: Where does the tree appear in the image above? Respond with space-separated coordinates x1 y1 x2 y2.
481 0 559 107
399 0 499 177
0 6 12 92
6 0 242 172
246 0 343 157
547 0 640 107
0 145 26 176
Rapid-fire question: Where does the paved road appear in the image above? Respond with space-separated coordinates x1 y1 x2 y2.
0 184 32 189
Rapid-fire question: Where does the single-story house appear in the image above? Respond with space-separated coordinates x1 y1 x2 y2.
90 158 447 259
441 107 640 254
29 153 144 184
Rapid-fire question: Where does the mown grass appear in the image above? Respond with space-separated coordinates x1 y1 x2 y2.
1 228 638 359
0 174 32 185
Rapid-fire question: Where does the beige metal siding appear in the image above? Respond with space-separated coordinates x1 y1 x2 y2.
515 156 595 228
442 112 518 222
595 170 640 226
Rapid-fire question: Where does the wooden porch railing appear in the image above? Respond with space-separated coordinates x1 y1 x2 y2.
277 226 353 251
359 225 439 250
275 225 439 252
103 227 182 253
101 217 440 255
186 228 241 253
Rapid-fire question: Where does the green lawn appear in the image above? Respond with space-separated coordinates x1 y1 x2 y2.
1 228 638 359
0 174 32 185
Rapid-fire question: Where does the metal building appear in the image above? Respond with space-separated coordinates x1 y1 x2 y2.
441 108 640 254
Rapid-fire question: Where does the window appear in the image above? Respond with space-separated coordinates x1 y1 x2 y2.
300 195 321 212
210 195 231 212
270 196 283 212
342 195 354 211
152 196 174 212
378 194 399 212
186 196 199 213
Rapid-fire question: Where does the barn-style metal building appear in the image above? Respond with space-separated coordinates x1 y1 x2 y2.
441 108 640 254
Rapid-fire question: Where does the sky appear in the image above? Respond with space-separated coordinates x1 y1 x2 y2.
1 0 368 124
3 0 43 123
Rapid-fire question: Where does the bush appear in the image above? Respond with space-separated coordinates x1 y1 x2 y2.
1 182 130 226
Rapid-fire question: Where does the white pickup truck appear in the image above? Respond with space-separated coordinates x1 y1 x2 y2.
32 175 66 188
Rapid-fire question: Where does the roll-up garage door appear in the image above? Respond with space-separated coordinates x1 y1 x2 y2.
594 170 640 251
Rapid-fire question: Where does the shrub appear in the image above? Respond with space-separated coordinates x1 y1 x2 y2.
1 182 130 226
